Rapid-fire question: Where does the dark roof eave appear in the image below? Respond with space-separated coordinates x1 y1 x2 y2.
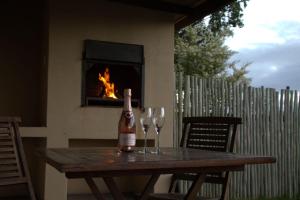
104 0 235 30
108 0 193 15
175 0 236 30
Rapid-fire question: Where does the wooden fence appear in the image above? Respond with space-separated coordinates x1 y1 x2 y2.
174 73 300 199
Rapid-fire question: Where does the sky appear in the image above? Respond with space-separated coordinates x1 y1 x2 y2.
225 0 300 90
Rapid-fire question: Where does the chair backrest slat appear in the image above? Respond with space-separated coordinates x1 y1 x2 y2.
0 141 14 146
0 165 19 172
0 124 11 129
189 124 229 129
0 159 18 165
188 128 229 135
0 172 20 178
0 147 14 152
189 134 228 141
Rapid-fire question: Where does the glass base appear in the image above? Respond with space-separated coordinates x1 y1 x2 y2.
136 147 149 154
149 147 162 155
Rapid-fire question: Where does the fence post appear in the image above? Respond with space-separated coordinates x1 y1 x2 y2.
177 72 183 148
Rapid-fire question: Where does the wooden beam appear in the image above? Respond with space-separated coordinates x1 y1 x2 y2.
107 0 192 14
175 0 235 30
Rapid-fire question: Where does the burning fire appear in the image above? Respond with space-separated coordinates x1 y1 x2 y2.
98 67 118 99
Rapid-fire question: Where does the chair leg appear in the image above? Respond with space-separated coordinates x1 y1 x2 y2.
220 172 230 200
85 177 106 200
140 174 160 200
27 181 37 200
185 173 206 200
103 177 126 200
168 174 178 193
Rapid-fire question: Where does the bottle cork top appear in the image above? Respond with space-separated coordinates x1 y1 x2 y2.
124 88 131 96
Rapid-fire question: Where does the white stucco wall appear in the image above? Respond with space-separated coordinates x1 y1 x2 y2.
44 0 175 198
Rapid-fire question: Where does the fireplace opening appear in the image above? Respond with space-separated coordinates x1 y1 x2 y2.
82 40 144 107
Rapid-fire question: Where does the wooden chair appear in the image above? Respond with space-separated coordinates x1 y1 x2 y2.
149 116 242 200
0 117 36 200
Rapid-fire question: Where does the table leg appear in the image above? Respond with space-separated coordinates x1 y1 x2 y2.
184 173 206 200
139 174 161 200
85 177 105 200
103 177 126 200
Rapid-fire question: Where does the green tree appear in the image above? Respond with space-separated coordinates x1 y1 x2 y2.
223 61 251 84
208 0 249 32
175 0 251 85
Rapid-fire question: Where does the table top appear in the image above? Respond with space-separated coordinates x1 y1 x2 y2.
39 147 275 176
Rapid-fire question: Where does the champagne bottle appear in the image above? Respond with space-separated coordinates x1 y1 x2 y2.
118 89 136 152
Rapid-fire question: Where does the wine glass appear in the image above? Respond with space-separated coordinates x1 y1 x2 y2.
138 107 152 154
152 107 165 154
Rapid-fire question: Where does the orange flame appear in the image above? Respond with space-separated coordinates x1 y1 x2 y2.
98 67 118 99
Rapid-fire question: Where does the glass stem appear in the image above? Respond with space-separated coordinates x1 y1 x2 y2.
144 132 147 152
157 132 160 154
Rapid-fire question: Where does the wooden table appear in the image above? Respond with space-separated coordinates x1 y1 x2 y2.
39 147 275 200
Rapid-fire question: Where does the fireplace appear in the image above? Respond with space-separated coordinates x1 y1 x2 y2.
82 40 144 107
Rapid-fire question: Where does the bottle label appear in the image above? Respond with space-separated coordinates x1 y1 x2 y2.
119 133 136 146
